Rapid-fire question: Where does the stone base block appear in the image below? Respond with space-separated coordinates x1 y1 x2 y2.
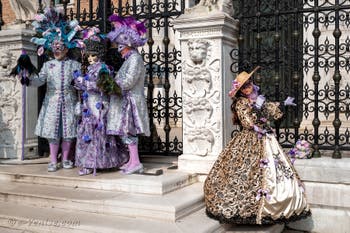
178 154 217 174
287 206 350 233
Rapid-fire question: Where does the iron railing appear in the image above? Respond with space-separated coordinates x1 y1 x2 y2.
46 0 185 156
232 0 350 158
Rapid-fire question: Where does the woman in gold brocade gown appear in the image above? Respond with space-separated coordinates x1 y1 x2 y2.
204 67 311 225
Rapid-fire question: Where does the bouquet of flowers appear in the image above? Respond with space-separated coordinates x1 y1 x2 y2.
289 139 312 160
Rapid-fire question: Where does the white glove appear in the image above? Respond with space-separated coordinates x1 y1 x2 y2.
284 96 297 106
255 95 266 109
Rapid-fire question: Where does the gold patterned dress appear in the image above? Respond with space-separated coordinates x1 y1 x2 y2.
204 97 311 224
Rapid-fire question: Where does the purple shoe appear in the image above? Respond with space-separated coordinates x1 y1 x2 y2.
78 168 93 176
121 164 144 175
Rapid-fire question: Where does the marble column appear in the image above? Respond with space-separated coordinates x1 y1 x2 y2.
174 8 238 174
0 26 38 159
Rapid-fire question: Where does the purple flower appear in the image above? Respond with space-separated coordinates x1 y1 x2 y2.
82 135 91 143
290 157 296 165
82 91 89 100
259 158 269 168
260 117 267 123
95 102 102 110
289 148 297 157
82 108 91 117
49 63 56 69
83 74 90 81
95 122 103 130
256 189 271 201
73 70 81 79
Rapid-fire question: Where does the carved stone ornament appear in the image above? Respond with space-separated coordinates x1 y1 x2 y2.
186 0 234 16
187 128 215 156
0 50 20 147
183 38 221 156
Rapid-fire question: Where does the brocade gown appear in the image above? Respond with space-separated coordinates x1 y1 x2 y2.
74 62 128 170
204 97 311 224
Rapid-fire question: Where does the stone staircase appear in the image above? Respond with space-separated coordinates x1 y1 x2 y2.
0 157 285 233
0 158 219 233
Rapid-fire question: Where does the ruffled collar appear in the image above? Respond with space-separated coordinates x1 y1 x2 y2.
87 61 102 74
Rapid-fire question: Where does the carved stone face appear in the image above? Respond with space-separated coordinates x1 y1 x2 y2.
0 51 11 68
188 41 208 64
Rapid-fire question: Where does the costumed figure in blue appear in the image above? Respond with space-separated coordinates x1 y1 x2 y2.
73 27 128 176
204 67 311 224
11 7 83 172
106 15 150 174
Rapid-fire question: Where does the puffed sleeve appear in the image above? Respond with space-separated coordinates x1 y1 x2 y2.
262 101 283 120
235 97 257 129
115 55 143 91
29 62 48 87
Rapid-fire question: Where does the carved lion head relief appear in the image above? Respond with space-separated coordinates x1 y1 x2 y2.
187 39 210 65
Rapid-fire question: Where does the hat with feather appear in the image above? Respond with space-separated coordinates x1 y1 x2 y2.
107 15 147 52
31 7 84 56
82 26 106 56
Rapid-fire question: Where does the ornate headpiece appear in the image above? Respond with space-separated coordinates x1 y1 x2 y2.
31 7 84 56
81 26 106 56
107 15 147 51
228 66 260 98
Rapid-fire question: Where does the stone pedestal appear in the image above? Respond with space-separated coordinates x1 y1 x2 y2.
174 11 238 174
0 27 38 159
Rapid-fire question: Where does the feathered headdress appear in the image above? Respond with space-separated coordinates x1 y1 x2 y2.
107 15 147 49
31 7 84 56
81 26 106 55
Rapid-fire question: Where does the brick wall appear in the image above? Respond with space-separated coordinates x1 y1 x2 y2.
1 0 129 27
2 0 16 25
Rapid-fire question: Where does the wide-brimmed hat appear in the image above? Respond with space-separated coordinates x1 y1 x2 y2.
228 66 260 98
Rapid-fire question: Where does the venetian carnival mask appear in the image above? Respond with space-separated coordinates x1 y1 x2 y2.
87 53 99 65
52 40 66 53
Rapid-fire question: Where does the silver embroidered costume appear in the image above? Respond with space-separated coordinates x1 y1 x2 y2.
107 51 150 137
30 59 81 140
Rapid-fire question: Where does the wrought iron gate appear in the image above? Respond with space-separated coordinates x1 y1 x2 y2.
232 0 350 158
37 0 184 156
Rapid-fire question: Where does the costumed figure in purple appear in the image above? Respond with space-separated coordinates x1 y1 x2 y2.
204 67 311 224
73 27 128 176
106 15 150 175
11 7 83 172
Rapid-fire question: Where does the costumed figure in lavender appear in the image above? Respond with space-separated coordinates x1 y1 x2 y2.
11 7 83 172
204 67 311 224
73 26 128 176
106 15 150 175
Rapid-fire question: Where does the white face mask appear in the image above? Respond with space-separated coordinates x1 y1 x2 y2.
117 44 127 52
87 54 98 65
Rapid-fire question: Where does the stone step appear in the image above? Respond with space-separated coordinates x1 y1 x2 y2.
0 164 197 194
293 157 350 208
287 205 350 233
0 202 223 233
224 223 284 233
294 157 350 184
0 181 204 222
